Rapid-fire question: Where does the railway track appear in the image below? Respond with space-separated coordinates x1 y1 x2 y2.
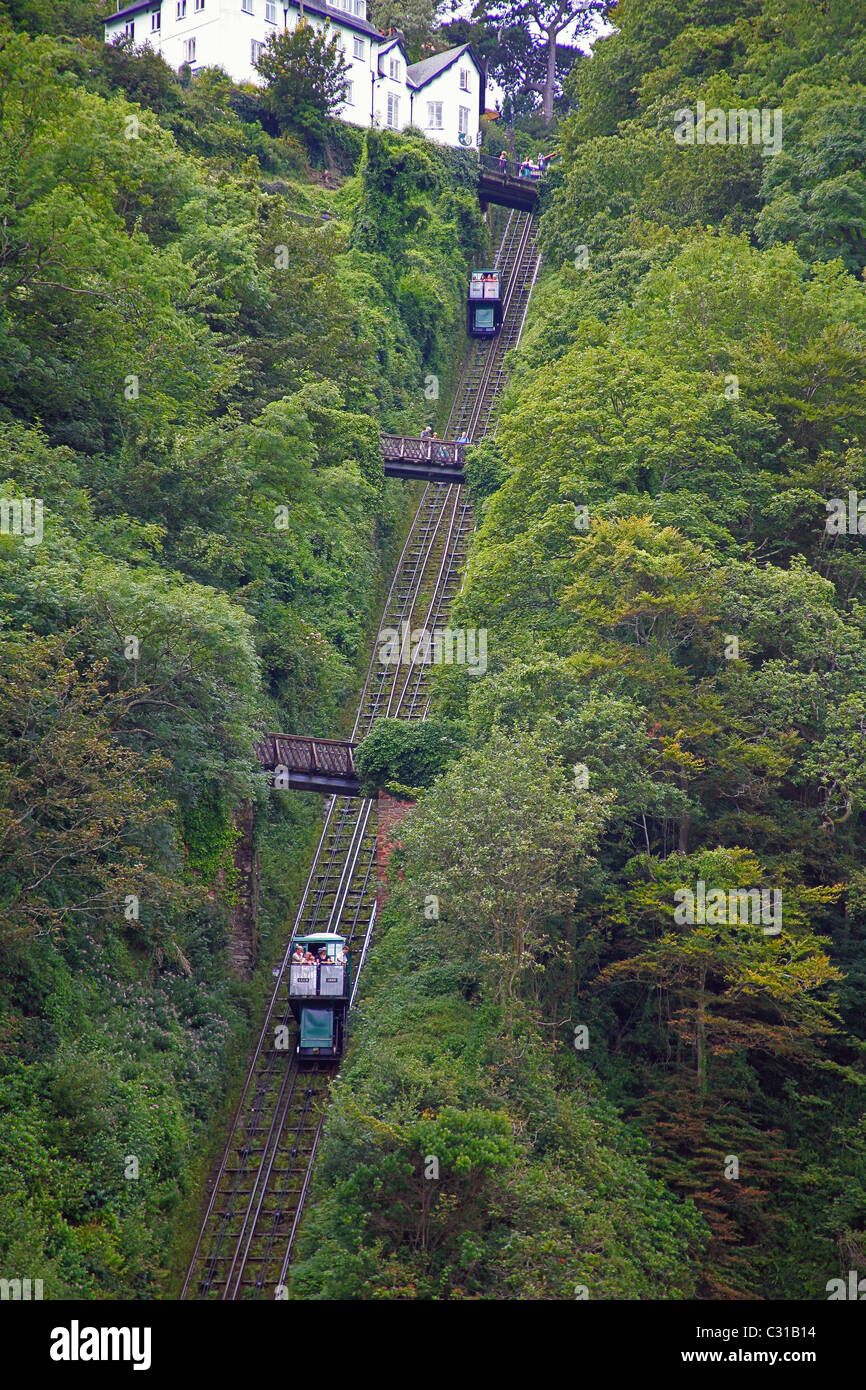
447 209 539 442
181 208 540 1301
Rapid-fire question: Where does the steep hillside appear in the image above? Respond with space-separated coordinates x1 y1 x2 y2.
0 18 485 1296
295 0 866 1300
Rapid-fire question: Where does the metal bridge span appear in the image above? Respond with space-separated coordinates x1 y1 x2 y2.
181 206 540 1300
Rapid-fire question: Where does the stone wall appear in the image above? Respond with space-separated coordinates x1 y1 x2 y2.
376 791 416 909
229 800 260 974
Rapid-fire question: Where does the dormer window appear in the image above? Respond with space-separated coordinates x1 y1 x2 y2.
389 57 400 80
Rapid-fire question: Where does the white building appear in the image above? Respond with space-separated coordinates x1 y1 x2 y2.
104 0 485 149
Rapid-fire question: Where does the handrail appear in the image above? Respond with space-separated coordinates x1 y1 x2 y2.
479 152 547 182
380 433 466 466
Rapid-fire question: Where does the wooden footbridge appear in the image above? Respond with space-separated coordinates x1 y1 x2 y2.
380 434 466 483
255 734 361 797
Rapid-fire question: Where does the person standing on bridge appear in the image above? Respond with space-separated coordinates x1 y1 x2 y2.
499 150 507 175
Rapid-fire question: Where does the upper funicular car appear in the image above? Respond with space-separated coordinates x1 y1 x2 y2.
467 268 503 337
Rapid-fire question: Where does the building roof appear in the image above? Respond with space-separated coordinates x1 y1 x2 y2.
106 0 384 37
106 0 159 22
377 36 410 71
104 5 487 116
289 0 383 39
406 43 481 90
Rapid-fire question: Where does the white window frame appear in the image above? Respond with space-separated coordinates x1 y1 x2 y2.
194 0 204 9
387 93 399 128
251 38 265 62
389 57 400 80
353 36 364 58
182 35 196 60
344 79 354 105
176 0 185 16
125 19 135 37
265 0 275 18
458 105 470 136
151 9 160 29
241 0 253 13
427 101 443 129
459 67 470 91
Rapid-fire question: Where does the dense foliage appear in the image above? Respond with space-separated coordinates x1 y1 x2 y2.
254 24 351 149
297 0 866 1300
0 13 484 1295
4 0 865 1305
355 715 468 792
292 735 706 1298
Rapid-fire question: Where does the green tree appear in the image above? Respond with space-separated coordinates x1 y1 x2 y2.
368 0 440 59
254 23 351 144
0 632 194 954
479 0 610 124
355 716 468 793
395 729 612 1023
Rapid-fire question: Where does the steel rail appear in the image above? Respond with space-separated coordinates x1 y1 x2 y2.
182 208 540 1300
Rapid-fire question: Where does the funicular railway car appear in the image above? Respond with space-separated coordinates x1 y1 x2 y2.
288 932 351 1061
467 268 503 337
